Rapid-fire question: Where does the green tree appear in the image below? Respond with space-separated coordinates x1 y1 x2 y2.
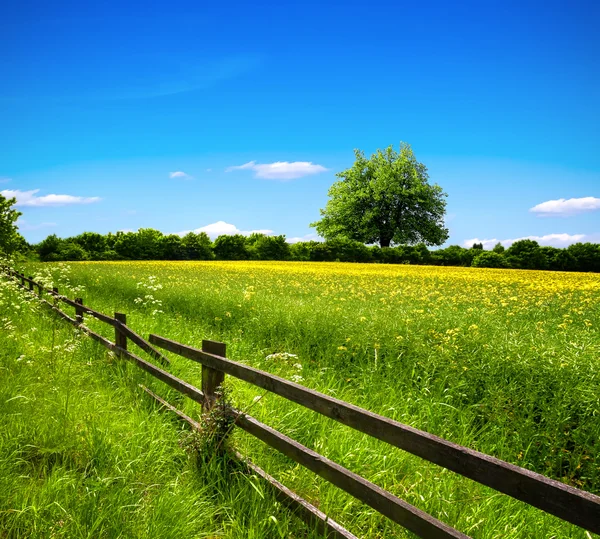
311 143 448 248
247 234 291 260
159 234 184 260
37 234 64 261
567 242 600 272
213 234 249 260
0 193 24 255
72 232 107 259
472 251 508 268
505 240 547 270
181 232 213 260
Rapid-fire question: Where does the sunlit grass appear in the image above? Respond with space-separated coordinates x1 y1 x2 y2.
8 260 600 537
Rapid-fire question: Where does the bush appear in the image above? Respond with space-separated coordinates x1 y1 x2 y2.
181 232 213 260
213 234 249 260
247 234 290 260
472 251 508 268
505 240 547 270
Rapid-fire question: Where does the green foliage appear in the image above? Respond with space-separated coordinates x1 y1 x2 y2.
505 240 547 270
213 234 249 260
311 143 448 247
246 233 290 261
566 242 600 272
37 234 64 261
57 241 89 261
72 232 107 259
472 251 509 268
29 229 600 273
430 245 471 266
159 234 185 260
181 232 213 260
0 193 24 255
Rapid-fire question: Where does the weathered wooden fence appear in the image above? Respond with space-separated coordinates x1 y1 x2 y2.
3 267 600 538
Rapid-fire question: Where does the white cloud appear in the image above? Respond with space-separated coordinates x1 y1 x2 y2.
169 171 193 180
287 233 323 244
463 233 589 249
226 160 328 180
530 197 600 216
177 221 274 239
1 189 101 207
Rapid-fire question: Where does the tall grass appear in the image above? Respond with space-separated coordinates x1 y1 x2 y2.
0 272 329 538
8 260 600 537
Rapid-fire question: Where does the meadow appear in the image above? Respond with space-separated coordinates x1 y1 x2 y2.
2 260 599 538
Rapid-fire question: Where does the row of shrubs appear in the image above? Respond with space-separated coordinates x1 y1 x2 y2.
29 229 600 272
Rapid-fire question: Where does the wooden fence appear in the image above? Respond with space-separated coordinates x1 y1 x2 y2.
3 267 600 538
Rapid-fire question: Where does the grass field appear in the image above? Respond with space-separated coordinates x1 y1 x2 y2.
3 261 600 538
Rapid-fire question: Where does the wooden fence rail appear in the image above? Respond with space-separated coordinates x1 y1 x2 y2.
3 266 600 538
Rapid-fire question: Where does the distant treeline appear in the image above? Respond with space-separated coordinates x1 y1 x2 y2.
30 229 600 272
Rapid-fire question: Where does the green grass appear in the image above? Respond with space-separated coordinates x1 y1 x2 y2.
0 273 331 538
4 260 600 538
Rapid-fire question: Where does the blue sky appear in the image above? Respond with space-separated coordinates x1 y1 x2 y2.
2 0 599 247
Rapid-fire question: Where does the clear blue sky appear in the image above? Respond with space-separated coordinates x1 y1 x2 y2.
2 0 599 247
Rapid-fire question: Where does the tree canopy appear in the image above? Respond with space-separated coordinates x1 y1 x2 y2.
311 143 448 248
0 192 24 255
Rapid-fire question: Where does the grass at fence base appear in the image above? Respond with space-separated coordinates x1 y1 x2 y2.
0 275 335 538
9 260 600 538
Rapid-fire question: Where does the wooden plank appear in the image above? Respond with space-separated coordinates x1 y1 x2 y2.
235 412 468 539
116 347 204 405
81 305 118 326
234 450 359 539
149 333 600 534
140 386 357 539
201 340 225 412
58 296 117 326
113 321 170 366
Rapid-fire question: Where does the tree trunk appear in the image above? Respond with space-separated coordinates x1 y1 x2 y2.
380 237 391 248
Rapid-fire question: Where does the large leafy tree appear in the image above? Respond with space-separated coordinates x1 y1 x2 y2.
0 192 24 255
311 143 448 248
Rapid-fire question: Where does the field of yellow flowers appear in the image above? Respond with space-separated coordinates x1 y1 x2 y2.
14 261 600 537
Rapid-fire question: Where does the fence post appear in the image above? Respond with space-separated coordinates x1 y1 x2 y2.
75 298 84 325
201 340 226 413
20 273 25 287
28 276 34 292
114 312 127 351
52 287 59 307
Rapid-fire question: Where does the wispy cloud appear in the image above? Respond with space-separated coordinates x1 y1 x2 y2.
463 233 589 249
0 178 11 184
177 220 273 239
16 220 57 231
530 197 600 217
169 171 193 180
226 161 328 180
1 189 101 207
